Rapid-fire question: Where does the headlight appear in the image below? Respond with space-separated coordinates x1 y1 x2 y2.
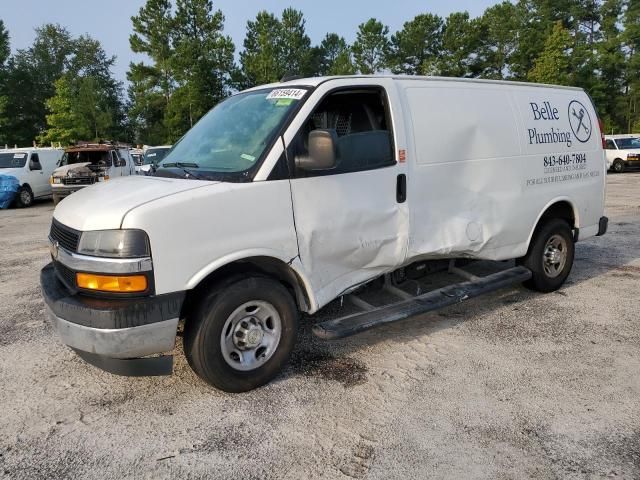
77 230 150 258
51 177 61 184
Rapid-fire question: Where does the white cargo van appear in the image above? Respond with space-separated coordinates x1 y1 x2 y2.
0 147 64 207
41 76 607 392
604 134 640 172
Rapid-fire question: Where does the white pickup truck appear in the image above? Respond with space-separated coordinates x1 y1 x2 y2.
41 76 607 392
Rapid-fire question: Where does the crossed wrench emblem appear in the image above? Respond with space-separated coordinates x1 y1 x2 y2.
572 107 590 135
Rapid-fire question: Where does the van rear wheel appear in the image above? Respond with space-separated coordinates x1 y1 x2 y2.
184 276 298 393
518 218 574 293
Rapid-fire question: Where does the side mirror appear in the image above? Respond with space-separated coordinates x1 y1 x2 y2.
296 129 337 171
29 159 42 171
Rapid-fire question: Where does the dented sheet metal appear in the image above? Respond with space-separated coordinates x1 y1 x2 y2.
290 168 409 309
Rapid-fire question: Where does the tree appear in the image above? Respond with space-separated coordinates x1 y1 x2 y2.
387 14 443 75
280 8 313 76
592 0 626 132
352 19 391 74
169 0 235 134
437 12 481 77
623 0 640 132
0 20 10 145
317 33 356 75
38 76 86 145
476 2 519 79
528 21 573 85
240 11 282 87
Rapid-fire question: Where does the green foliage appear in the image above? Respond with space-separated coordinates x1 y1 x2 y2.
528 21 573 85
317 34 356 75
437 12 482 77
352 18 391 74
38 76 86 145
388 14 444 75
476 2 519 79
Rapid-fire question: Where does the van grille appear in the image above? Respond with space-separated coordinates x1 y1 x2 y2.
49 219 80 253
53 260 76 289
62 177 95 186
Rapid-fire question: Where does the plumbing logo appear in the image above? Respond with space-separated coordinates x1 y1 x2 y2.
568 100 592 143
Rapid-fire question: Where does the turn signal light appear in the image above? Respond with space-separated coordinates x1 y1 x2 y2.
76 273 147 292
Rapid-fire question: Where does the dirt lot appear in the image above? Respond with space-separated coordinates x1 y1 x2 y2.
0 174 639 480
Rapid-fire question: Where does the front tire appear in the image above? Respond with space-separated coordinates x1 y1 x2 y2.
518 218 575 293
612 159 625 173
184 277 298 393
15 186 34 208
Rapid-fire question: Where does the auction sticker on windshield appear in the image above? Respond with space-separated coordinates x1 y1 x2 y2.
266 88 307 101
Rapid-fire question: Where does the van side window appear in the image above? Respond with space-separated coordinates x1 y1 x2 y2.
293 88 395 177
605 139 616 150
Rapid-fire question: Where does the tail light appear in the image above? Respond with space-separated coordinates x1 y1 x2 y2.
598 117 605 148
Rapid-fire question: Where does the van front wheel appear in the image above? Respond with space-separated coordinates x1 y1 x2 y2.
184 277 298 393
518 218 574 293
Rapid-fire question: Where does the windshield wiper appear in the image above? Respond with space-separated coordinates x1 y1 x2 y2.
156 161 204 179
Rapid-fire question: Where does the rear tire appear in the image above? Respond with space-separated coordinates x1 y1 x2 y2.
518 218 574 293
15 186 33 208
612 159 625 173
184 276 298 393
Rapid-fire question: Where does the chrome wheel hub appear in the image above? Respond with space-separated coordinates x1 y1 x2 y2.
543 234 568 278
220 301 282 371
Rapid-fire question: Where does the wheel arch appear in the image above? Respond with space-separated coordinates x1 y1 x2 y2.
181 254 316 323
525 198 579 252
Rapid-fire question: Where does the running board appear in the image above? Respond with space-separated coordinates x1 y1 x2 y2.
312 266 532 340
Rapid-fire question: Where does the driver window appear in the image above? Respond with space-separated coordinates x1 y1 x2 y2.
293 88 395 177
605 139 616 150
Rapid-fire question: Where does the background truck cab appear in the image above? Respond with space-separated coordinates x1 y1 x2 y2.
51 143 134 204
0 147 63 207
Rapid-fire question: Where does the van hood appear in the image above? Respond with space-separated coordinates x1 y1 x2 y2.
52 162 92 177
53 175 216 231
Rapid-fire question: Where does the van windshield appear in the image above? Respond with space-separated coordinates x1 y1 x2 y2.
156 87 308 181
144 147 171 165
0 152 28 168
615 137 640 149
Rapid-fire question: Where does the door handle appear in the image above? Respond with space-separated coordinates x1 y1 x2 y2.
396 174 407 203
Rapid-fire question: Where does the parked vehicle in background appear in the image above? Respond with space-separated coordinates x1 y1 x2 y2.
41 76 607 393
130 148 144 171
605 135 640 173
50 142 134 204
0 147 63 207
137 145 172 174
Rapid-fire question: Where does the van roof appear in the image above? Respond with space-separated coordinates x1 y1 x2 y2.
0 147 63 153
605 134 639 139
245 75 585 93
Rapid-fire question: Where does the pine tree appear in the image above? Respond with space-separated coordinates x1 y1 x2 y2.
317 33 356 75
476 2 519 79
623 0 640 132
280 8 313 76
437 12 481 77
169 0 235 134
352 18 390 74
240 11 282 87
387 14 443 75
528 21 573 85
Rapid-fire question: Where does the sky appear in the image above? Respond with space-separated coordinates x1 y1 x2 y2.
2 0 500 83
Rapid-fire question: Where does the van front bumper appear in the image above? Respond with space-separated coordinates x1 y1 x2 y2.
40 263 185 376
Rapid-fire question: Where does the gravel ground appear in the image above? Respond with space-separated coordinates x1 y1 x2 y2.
0 174 638 480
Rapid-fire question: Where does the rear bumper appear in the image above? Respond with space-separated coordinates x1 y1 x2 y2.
40 263 185 376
